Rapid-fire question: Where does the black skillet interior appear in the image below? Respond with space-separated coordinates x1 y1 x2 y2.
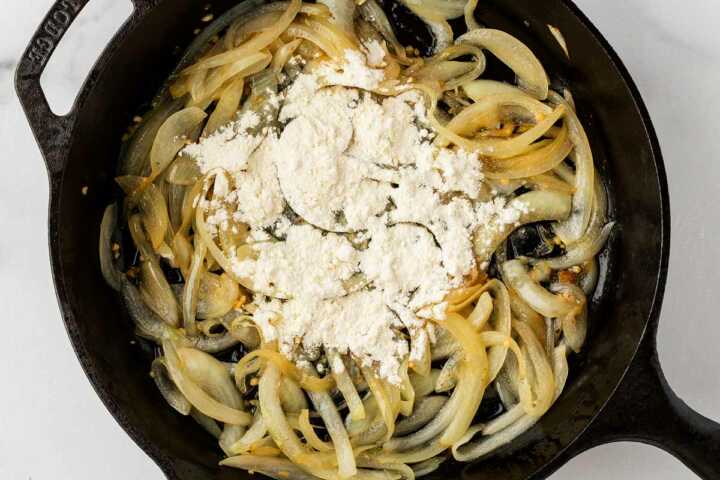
18 0 716 478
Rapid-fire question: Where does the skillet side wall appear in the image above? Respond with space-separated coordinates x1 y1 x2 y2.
49 0 666 479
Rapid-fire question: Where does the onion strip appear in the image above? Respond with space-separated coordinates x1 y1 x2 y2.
457 29 549 99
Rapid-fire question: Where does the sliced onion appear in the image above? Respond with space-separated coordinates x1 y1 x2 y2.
534 172 611 270
436 313 489 446
166 183 186 236
259 364 336 478
394 396 448 436
220 424 246 456
138 183 171 250
473 191 572 263
579 258 599 295
537 221 614 271
330 351 366 422
526 173 575 194
230 411 268 454
547 91 594 243
434 353 459 393
304 365 357 478
553 162 575 183
178 347 243 409
376 439 447 464
139 258 181 328
411 455 447 477
483 123 573 179
237 349 335 392
163 339 251 425
483 281 512 381
224 2 330 50
271 38 303 73
187 333 240 354
115 175 147 197
304 16 359 55
495 360 519 409
190 408 223 438
119 278 171 342
358 0 409 62
182 236 208 336
549 283 587 353
513 320 555 416
99 203 122 291
197 272 240 320
173 0 268 73
408 369 441 398
409 0 467 19
501 260 576 318
397 0 454 54
192 52 272 104
167 155 201 186
483 404 525 436
442 91 552 148
202 77 245 137
172 233 193 278
462 79 526 100
474 104 565 159
429 327 460 361
363 368 400 442
428 48 486 91
457 28 549 99
355 459 415 480
464 0 480 30
318 0 357 40
507 288 546 343
286 23 343 59
119 98 184 177
183 0 301 74
416 61 474 85
468 291 493 330
151 357 191 415
128 213 155 258
452 413 537 461
149 107 207 180
298 409 333 452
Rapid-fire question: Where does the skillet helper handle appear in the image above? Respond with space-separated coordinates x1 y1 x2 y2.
15 0 95 177
578 333 720 479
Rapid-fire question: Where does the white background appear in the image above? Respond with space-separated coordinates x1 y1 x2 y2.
1 1 718 478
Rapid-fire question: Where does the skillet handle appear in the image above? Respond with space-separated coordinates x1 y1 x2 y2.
15 0 151 178
14 0 92 177
572 330 720 479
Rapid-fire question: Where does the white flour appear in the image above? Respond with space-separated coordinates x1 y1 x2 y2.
181 49 527 383
233 224 360 300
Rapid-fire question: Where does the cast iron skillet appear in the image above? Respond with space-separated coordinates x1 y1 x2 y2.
15 0 720 478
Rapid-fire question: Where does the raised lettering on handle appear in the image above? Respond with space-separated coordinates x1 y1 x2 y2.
25 0 85 73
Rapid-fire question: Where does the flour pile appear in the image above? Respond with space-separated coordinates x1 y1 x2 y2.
181 44 526 383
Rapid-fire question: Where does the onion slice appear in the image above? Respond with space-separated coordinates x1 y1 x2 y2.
547 91 595 243
99 203 122 291
457 29 549 99
501 260 577 318
149 107 207 180
163 339 252 426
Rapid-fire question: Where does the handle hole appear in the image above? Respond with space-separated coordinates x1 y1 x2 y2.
40 0 133 115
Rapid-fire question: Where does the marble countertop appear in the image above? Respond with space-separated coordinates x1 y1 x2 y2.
1 1 718 479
